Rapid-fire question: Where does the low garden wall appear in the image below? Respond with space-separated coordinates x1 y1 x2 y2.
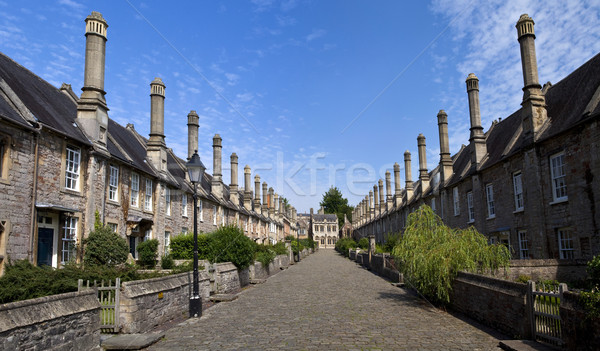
249 254 291 280
560 291 600 351
119 271 210 334
0 290 101 350
450 271 530 339
507 259 588 282
212 262 241 294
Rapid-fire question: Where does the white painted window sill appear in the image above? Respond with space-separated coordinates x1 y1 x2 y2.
550 198 568 205
486 215 495 220
513 209 524 214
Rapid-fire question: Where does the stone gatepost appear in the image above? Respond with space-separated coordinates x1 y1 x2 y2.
368 235 375 268
285 240 293 264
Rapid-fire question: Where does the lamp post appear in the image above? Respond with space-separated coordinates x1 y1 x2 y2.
186 150 206 318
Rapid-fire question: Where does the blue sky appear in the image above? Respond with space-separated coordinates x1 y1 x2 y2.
1 0 599 213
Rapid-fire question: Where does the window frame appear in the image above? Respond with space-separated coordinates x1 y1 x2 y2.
513 171 524 211
558 228 574 259
65 145 81 191
518 230 529 259
165 187 171 216
212 205 217 225
108 165 119 202
198 200 203 222
453 187 459 216
486 184 495 218
550 152 568 202
182 193 188 217
61 216 77 265
144 178 153 211
467 191 474 223
130 173 140 207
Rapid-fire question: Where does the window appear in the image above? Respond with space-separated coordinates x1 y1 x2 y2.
518 231 529 259
145 179 153 211
144 229 152 241
320 238 325 245
107 222 118 233
165 231 171 252
453 187 459 216
65 145 81 191
558 228 574 259
245 217 248 231
467 192 474 222
213 205 217 225
0 138 5 177
130 173 139 207
108 165 119 201
550 152 567 201
165 187 171 216
221 208 225 226
198 200 203 222
182 194 188 217
486 184 495 218
513 172 523 211
431 198 436 212
61 216 77 265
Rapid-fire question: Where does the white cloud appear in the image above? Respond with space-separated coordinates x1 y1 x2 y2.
306 29 326 42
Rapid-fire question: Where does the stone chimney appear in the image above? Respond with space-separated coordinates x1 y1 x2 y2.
404 150 414 201
211 134 223 198
385 171 392 211
254 175 262 214
369 191 374 220
244 165 252 211
378 179 384 215
393 162 402 207
417 134 430 192
274 193 279 217
229 153 238 202
262 182 268 214
268 187 275 218
147 78 167 172
437 110 453 183
187 110 199 160
373 185 379 217
466 73 487 167
516 14 547 141
77 11 109 150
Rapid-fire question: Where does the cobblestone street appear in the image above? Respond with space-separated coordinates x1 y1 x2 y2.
148 250 506 350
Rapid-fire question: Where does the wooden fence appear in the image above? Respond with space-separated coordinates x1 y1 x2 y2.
528 280 567 347
78 278 120 333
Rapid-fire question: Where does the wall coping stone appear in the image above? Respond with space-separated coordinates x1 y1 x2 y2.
122 272 208 298
214 262 237 273
0 289 100 333
455 271 527 296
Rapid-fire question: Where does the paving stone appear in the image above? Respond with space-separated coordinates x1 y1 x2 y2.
148 250 507 350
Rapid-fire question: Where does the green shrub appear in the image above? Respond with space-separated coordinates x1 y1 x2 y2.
587 255 600 288
516 274 532 284
580 290 600 318
137 239 159 268
272 241 289 255
208 225 256 269
393 205 510 305
83 218 128 267
300 238 315 249
255 250 276 267
382 232 401 253
169 232 212 260
284 235 295 241
291 240 304 255
160 254 175 269
335 237 357 256
357 237 369 249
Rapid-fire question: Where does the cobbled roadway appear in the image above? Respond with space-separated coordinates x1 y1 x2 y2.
148 249 505 351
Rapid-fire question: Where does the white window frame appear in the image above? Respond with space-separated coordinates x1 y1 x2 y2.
453 187 459 216
61 216 77 265
513 172 524 211
145 178 153 211
107 222 118 233
558 228 574 259
213 205 217 225
108 165 119 201
518 230 529 259
550 152 567 202
198 200 203 222
65 145 81 191
182 193 188 217
467 191 474 223
221 207 225 226
144 229 152 241
130 173 139 207
431 198 436 212
165 187 171 216
164 231 171 253
486 184 495 218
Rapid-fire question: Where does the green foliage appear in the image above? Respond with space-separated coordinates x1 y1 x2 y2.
272 241 289 255
291 240 304 255
357 237 369 249
255 249 276 267
160 254 175 269
300 238 315 249
284 235 295 241
319 186 354 227
580 289 600 318
392 205 510 305
516 275 532 284
83 222 129 267
208 225 256 269
335 237 357 257
0 259 165 304
587 254 600 288
137 239 159 268
381 232 401 253
169 232 212 260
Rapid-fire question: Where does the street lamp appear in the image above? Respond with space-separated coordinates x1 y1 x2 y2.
186 150 206 318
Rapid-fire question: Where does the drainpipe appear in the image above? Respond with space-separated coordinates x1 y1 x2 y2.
28 124 41 263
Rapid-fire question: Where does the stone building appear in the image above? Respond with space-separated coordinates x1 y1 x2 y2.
0 11 298 274
310 208 339 249
352 14 600 260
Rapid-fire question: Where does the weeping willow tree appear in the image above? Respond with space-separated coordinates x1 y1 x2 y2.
392 205 510 304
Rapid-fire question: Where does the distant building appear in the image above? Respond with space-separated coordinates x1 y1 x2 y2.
310 210 339 249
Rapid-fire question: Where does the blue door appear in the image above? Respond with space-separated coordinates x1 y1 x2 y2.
37 228 53 266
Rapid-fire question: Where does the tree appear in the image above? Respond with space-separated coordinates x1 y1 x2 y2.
319 186 354 227
83 211 129 267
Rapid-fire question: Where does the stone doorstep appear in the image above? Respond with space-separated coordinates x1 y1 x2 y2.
209 294 238 302
499 340 559 351
101 332 165 350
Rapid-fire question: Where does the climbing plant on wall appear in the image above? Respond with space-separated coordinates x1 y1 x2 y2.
392 205 510 304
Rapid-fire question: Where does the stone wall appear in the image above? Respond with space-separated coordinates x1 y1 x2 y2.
506 259 588 282
212 262 241 294
560 291 600 351
450 271 531 339
119 272 210 334
0 290 101 350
